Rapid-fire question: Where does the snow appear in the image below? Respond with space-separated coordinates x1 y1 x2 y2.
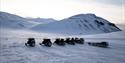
0 11 124 63
27 18 57 24
31 14 121 35
0 28 125 63
0 11 39 29
0 11 56 29
117 24 125 31
0 11 121 34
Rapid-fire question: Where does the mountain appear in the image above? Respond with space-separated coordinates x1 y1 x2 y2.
31 14 121 35
0 11 57 29
116 24 125 31
27 18 57 24
0 11 121 35
0 11 39 29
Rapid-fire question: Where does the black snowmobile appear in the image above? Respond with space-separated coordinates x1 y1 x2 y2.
75 38 84 44
54 38 65 46
39 39 52 47
25 38 35 47
65 38 75 45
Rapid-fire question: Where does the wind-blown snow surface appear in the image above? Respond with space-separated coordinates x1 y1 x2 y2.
31 14 121 35
0 29 125 63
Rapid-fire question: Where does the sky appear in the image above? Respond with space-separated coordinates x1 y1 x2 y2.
0 0 125 25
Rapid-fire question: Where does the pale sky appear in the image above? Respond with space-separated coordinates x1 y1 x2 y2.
0 0 125 24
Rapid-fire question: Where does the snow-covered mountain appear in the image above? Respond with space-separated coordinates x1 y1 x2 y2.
0 11 57 29
0 11 121 35
31 14 121 35
27 18 57 24
0 11 39 29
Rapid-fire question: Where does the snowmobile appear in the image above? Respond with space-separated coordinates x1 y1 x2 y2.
25 38 35 47
88 41 109 48
39 39 52 47
65 38 75 45
75 38 84 44
54 38 65 46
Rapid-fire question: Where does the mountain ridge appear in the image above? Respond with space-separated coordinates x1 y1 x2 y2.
0 11 121 35
31 13 121 35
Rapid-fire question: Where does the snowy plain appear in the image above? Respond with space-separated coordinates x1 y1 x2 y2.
0 28 125 63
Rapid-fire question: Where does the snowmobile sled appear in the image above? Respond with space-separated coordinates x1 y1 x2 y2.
88 41 109 48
